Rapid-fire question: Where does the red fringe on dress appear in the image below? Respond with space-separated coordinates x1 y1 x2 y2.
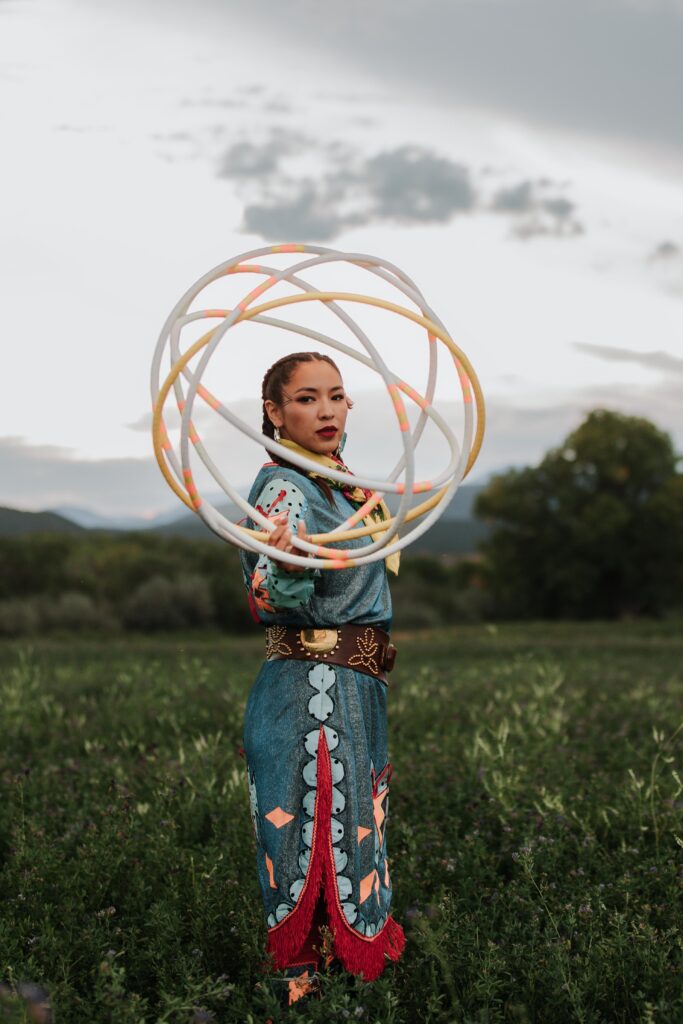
266 726 405 981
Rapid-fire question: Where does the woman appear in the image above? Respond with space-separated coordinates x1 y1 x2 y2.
239 351 405 1004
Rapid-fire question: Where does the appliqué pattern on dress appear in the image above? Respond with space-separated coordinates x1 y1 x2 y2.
251 564 275 614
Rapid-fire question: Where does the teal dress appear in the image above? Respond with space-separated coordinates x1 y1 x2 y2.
239 460 405 981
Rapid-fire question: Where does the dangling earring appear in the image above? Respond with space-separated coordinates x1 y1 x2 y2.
337 431 347 454
273 426 281 442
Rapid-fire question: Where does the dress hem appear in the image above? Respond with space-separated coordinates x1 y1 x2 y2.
265 726 405 981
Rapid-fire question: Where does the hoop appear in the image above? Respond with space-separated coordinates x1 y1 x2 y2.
150 245 485 569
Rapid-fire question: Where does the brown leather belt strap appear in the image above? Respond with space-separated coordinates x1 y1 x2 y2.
264 624 397 685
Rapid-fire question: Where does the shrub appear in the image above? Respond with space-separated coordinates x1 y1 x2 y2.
43 592 118 633
0 598 41 636
122 574 215 631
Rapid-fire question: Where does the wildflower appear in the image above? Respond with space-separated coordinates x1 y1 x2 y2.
191 1010 215 1023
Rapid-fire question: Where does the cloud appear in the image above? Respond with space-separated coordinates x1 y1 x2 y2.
648 239 682 260
219 141 282 179
242 181 357 242
491 180 536 213
126 404 214 433
150 131 192 143
221 0 683 161
180 96 243 109
362 146 476 222
573 342 683 374
237 145 479 240
113 0 683 160
55 123 110 134
0 436 175 517
491 178 583 238
221 133 582 241
642 239 683 298
218 129 310 180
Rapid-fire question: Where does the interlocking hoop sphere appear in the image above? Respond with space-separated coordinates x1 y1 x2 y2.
151 243 486 569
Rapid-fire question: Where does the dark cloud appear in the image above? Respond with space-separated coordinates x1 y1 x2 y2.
491 177 583 237
241 182 358 241
649 240 682 260
218 129 310 180
238 145 478 240
220 0 683 162
492 180 536 212
118 0 683 159
573 342 683 374
542 197 575 220
363 146 476 221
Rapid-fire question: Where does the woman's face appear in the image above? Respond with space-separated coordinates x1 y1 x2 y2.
265 360 350 455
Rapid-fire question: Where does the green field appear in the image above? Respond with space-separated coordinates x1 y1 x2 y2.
1 623 681 1023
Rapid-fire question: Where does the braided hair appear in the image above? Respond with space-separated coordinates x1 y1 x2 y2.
261 351 343 507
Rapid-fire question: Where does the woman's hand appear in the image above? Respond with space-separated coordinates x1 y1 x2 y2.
267 514 311 572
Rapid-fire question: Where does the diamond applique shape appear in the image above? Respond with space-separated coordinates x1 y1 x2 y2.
373 788 388 839
357 825 372 845
360 869 376 904
265 806 294 828
360 868 380 905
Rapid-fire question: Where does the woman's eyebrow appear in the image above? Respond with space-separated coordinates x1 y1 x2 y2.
293 385 344 394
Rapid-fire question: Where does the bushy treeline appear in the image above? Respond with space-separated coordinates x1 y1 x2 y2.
0 532 485 637
474 410 683 619
0 533 253 637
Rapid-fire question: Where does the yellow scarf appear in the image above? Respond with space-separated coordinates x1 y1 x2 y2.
277 438 400 575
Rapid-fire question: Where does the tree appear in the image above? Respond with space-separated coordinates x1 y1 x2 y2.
474 409 683 618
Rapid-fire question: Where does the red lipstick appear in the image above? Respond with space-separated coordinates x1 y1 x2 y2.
316 427 337 438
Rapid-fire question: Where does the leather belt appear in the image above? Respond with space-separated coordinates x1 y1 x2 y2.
264 624 397 685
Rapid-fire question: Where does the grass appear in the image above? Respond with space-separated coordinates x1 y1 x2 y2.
0 622 681 1023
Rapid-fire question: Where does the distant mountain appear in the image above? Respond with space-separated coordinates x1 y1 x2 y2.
149 509 489 555
148 485 490 555
52 506 161 531
383 482 484 520
0 507 85 536
2 482 490 555
399 517 490 556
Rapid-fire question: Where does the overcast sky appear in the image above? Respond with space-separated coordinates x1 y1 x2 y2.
2 0 682 519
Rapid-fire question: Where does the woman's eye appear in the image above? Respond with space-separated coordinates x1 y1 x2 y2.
297 396 314 403
332 394 345 401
